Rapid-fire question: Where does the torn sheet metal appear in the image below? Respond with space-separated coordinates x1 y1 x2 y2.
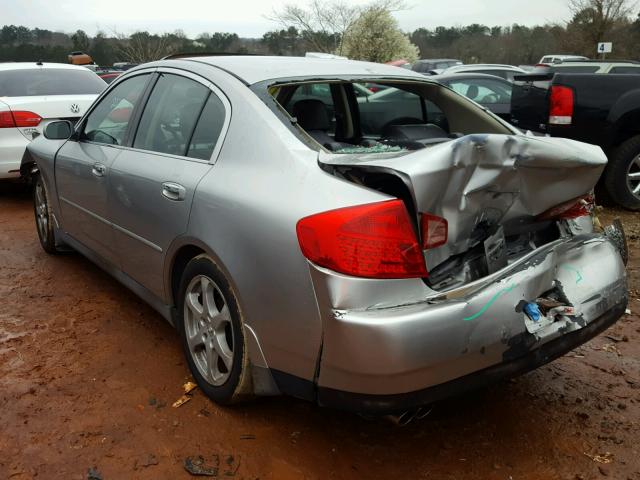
314 233 627 395
319 134 607 271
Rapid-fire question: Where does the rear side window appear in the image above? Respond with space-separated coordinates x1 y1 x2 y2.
82 73 150 146
187 93 227 160
609 66 640 74
134 73 209 156
0 68 106 97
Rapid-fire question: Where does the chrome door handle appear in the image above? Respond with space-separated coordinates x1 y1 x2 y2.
161 182 186 201
91 163 107 177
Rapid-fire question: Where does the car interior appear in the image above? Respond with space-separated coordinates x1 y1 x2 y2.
270 80 511 153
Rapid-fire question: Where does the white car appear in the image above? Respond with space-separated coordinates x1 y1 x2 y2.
538 54 589 65
440 64 527 82
0 62 105 179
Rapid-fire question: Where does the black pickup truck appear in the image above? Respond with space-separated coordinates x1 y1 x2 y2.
511 73 640 209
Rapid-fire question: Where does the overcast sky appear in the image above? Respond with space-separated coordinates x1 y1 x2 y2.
1 0 573 37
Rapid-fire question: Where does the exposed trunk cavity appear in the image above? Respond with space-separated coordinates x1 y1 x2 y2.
319 134 608 291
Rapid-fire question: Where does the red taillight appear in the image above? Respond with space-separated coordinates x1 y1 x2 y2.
0 110 42 128
0 111 16 128
549 85 574 125
537 194 594 221
296 200 428 279
421 213 448 249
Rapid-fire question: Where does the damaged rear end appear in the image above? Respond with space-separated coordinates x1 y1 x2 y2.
303 133 628 414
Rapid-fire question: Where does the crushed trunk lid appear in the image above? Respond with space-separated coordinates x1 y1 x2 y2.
319 134 607 285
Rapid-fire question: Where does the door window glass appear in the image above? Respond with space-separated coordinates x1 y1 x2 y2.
82 74 149 145
609 66 640 74
134 73 210 156
186 93 227 160
448 79 512 104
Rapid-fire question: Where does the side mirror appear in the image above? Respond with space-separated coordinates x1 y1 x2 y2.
43 120 73 140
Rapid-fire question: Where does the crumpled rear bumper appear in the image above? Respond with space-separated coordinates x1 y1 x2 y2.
311 233 628 414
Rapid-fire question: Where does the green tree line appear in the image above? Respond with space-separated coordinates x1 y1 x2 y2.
1 3 639 66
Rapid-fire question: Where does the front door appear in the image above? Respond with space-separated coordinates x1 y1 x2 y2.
55 73 152 265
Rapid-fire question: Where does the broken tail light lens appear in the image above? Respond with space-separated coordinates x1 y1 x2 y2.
296 200 428 279
537 194 594 221
0 110 42 128
549 85 574 125
420 213 448 249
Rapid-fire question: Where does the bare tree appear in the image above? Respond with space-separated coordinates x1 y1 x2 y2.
112 30 177 63
567 0 635 45
269 0 405 54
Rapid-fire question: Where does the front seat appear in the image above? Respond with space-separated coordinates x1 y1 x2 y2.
292 99 350 150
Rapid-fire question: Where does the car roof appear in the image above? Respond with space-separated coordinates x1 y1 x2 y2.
0 62 92 72
414 59 461 63
165 55 427 85
555 60 640 66
445 64 524 71
543 55 588 58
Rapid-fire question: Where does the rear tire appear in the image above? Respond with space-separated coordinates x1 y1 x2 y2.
176 255 252 405
603 135 640 210
33 173 64 254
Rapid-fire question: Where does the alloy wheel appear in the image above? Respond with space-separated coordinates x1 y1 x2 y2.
626 154 640 199
34 180 49 243
183 275 235 386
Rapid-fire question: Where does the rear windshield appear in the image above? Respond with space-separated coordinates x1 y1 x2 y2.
0 68 106 97
268 79 511 154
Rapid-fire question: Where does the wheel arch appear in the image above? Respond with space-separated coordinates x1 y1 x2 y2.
608 94 640 148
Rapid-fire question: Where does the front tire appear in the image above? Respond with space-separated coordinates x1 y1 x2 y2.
176 255 252 405
33 173 63 254
604 135 640 210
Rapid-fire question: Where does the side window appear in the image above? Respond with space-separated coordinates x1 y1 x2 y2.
82 74 149 145
449 79 511 104
609 66 640 74
133 73 209 156
187 93 227 160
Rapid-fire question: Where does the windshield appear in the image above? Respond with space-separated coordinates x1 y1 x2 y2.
0 68 106 97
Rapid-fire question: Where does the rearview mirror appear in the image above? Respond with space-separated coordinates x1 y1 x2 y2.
44 120 73 140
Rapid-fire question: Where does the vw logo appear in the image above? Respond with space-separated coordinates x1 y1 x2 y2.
70 104 80 114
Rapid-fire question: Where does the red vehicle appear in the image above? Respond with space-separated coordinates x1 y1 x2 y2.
97 72 122 84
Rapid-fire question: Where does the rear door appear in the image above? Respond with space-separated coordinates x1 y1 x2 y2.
107 69 229 298
55 72 152 265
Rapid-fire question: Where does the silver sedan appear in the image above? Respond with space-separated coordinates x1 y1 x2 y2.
22 56 628 416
